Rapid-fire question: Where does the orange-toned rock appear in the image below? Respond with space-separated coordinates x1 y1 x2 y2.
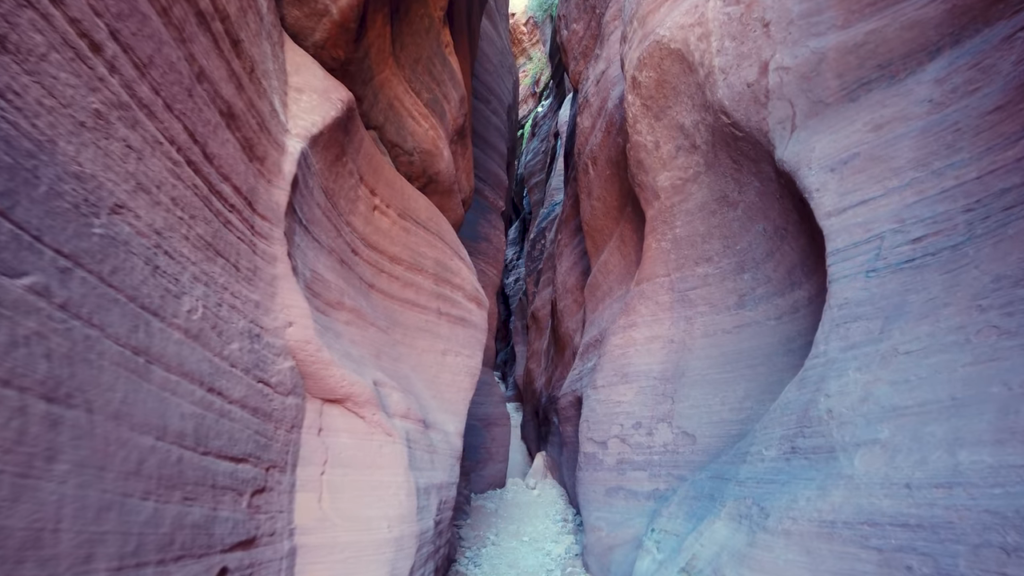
282 37 488 575
509 6 553 121
281 0 476 229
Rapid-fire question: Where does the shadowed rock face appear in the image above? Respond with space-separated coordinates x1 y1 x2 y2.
456 0 519 511
508 0 1024 575
281 0 478 230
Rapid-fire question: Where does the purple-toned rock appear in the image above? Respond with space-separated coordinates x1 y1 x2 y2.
0 2 300 573
0 2 494 575
456 0 518 507
512 1 1024 575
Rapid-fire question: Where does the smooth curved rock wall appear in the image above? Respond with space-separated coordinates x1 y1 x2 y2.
553 0 644 508
282 39 488 575
511 1 1024 575
0 1 501 575
281 0 477 229
626 2 1024 575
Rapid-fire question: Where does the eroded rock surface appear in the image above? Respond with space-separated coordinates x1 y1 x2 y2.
1 1 503 575
511 1 1024 575
0 2 299 573
281 0 478 229
283 37 488 575
3 1 1024 575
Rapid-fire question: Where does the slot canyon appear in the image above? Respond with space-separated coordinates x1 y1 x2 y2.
1 0 1022 574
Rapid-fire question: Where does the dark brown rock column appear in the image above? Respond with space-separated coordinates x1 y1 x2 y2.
456 0 518 504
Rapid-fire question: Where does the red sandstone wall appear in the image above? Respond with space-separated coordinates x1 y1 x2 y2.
513 1 1024 574
0 2 300 573
0 1 508 574
281 0 476 229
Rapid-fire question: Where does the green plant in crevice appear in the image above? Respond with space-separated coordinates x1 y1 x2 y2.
527 0 558 20
522 108 538 143
519 95 549 148
524 51 548 89
517 109 536 149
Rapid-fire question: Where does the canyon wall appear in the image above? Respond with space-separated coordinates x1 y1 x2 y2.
281 0 477 230
513 0 1024 574
0 2 301 573
3 0 1023 574
283 37 487 575
456 0 518 504
0 0 514 574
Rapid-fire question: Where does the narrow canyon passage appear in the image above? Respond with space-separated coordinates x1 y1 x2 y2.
449 403 589 576
1 1 1023 576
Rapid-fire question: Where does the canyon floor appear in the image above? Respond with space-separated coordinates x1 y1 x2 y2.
450 475 588 576
450 404 589 576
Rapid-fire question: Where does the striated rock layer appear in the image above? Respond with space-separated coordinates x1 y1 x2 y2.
0 2 301 573
283 38 487 575
0 0 513 575
511 0 1024 575
3 0 1023 575
281 0 478 229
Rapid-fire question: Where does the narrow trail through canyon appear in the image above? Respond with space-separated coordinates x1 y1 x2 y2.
450 404 589 576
